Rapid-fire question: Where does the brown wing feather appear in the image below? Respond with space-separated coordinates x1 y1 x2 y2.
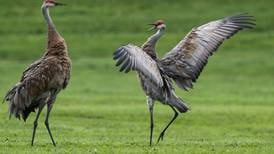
160 13 255 90
21 59 43 81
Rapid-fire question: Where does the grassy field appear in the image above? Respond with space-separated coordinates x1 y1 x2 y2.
0 0 274 153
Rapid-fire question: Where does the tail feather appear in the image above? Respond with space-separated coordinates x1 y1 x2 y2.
4 83 33 121
174 78 193 91
169 92 189 113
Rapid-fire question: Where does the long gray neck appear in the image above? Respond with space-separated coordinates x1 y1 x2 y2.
146 28 165 45
42 5 60 35
142 28 165 60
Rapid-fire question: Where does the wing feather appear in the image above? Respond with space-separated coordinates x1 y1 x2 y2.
113 44 163 87
160 13 255 90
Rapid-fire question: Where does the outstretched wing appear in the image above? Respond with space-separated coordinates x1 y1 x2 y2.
160 13 255 90
113 44 163 87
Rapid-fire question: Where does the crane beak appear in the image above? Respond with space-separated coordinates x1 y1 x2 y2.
148 24 156 31
54 2 66 6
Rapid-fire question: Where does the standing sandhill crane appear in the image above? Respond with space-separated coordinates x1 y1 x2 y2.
113 14 255 146
4 0 71 146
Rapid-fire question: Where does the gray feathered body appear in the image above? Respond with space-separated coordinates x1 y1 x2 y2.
138 71 169 103
138 42 189 113
138 71 188 113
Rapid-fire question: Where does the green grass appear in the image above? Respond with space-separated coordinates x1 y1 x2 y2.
0 0 274 153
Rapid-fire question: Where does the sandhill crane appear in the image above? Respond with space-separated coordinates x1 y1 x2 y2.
4 0 71 146
113 14 255 146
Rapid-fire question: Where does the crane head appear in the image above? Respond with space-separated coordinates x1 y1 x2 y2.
148 20 166 31
43 0 66 7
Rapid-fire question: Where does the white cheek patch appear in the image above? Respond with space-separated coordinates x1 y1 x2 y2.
157 24 166 29
46 3 55 7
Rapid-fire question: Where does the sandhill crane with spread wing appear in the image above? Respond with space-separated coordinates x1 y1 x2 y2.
4 0 71 146
113 14 255 146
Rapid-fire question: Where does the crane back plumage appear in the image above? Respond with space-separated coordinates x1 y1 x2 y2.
114 14 255 113
4 8 71 121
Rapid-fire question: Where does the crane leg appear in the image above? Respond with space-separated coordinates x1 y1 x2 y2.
31 105 45 146
45 103 56 146
147 97 154 146
45 90 58 146
157 105 178 143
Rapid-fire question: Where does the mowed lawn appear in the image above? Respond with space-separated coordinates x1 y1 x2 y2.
0 0 274 153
